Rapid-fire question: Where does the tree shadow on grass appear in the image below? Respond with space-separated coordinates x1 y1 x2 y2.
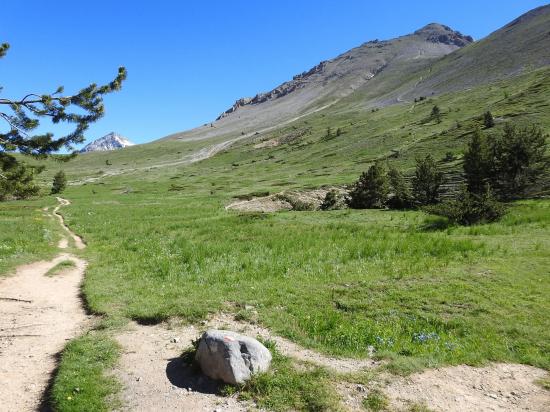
419 216 453 232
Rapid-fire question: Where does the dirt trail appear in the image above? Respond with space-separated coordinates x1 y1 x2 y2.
0 198 88 412
339 364 550 412
113 313 378 411
114 313 550 411
114 323 252 412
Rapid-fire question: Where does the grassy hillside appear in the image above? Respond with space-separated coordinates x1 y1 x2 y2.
404 4 550 98
32 66 550 196
0 198 60 276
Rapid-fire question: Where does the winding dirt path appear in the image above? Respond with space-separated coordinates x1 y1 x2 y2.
0 198 88 412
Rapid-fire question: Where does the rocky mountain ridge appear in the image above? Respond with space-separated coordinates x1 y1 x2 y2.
216 23 473 120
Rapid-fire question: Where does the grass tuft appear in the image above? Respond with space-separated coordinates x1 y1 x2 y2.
50 332 120 412
46 260 76 277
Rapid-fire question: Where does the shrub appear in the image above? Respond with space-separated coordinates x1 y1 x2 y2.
320 190 345 210
0 156 41 201
412 155 444 206
464 127 490 195
431 105 441 123
51 171 67 194
387 166 413 209
444 152 455 162
348 162 388 209
426 185 505 226
483 111 495 128
487 123 547 200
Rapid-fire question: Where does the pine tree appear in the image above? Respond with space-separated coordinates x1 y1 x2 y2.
0 42 126 201
431 105 442 123
483 111 495 128
463 128 489 195
387 166 412 209
51 171 67 194
348 162 388 209
488 123 547 199
412 155 444 205
0 154 41 201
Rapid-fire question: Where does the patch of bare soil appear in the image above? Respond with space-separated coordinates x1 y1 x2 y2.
54 197 85 249
0 198 89 412
385 364 550 412
225 195 292 213
338 364 550 412
225 187 346 213
113 322 253 412
0 254 89 411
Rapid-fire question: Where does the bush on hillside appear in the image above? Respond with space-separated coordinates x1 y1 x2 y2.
51 171 67 194
484 111 495 128
463 127 490 195
0 156 41 201
412 155 444 206
487 123 547 200
348 162 388 209
431 105 442 123
387 166 413 210
320 190 346 210
425 185 505 226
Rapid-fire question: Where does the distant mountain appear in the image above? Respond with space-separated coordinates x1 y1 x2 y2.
163 23 473 141
80 133 135 153
397 4 550 100
163 5 550 143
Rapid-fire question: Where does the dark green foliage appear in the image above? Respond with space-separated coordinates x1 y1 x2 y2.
463 128 490 195
320 190 344 210
487 124 547 199
348 162 388 209
484 111 495 128
412 155 444 206
51 171 67 194
0 41 126 200
0 153 41 200
431 105 442 123
336 127 342 137
426 185 505 226
387 166 413 209
444 152 455 162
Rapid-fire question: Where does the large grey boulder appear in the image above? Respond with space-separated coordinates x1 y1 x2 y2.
195 329 272 385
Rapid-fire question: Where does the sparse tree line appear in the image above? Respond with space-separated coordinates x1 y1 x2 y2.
323 120 548 225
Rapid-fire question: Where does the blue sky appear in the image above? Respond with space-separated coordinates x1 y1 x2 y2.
1 1 548 146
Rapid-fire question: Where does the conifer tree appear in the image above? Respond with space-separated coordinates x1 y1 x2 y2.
348 162 389 209
387 166 412 209
51 171 67 194
488 124 547 199
412 155 444 205
483 111 495 128
0 42 126 200
431 105 442 123
463 127 489 195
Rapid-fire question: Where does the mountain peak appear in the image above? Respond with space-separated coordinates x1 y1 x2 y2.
414 23 474 47
80 132 135 153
